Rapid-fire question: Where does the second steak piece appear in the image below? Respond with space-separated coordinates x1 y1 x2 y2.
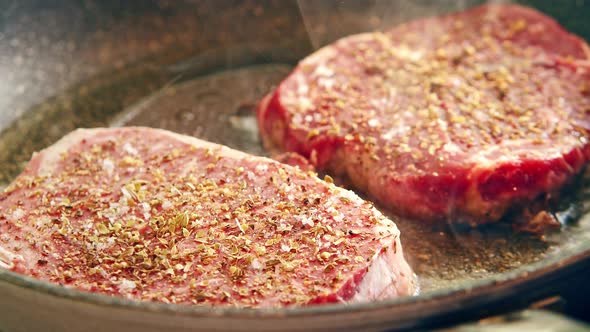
258 4 590 225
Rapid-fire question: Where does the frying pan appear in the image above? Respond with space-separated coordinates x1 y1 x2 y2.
0 1 589 331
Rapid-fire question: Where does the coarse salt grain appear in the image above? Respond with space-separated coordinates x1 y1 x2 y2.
102 158 115 175
118 279 137 292
123 143 139 156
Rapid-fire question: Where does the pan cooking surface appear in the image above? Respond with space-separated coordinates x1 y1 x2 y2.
0 62 588 296
105 64 590 293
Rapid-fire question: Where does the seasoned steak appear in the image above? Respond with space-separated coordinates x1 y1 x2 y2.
0 127 415 307
257 4 590 225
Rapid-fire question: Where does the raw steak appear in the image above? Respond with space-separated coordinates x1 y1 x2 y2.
0 127 415 307
257 4 590 225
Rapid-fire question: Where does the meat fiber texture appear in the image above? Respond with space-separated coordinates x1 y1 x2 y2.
0 127 415 307
257 4 590 226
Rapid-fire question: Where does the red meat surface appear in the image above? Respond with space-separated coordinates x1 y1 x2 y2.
257 4 590 225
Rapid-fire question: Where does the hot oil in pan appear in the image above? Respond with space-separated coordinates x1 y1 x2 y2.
110 64 290 156
110 63 590 293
